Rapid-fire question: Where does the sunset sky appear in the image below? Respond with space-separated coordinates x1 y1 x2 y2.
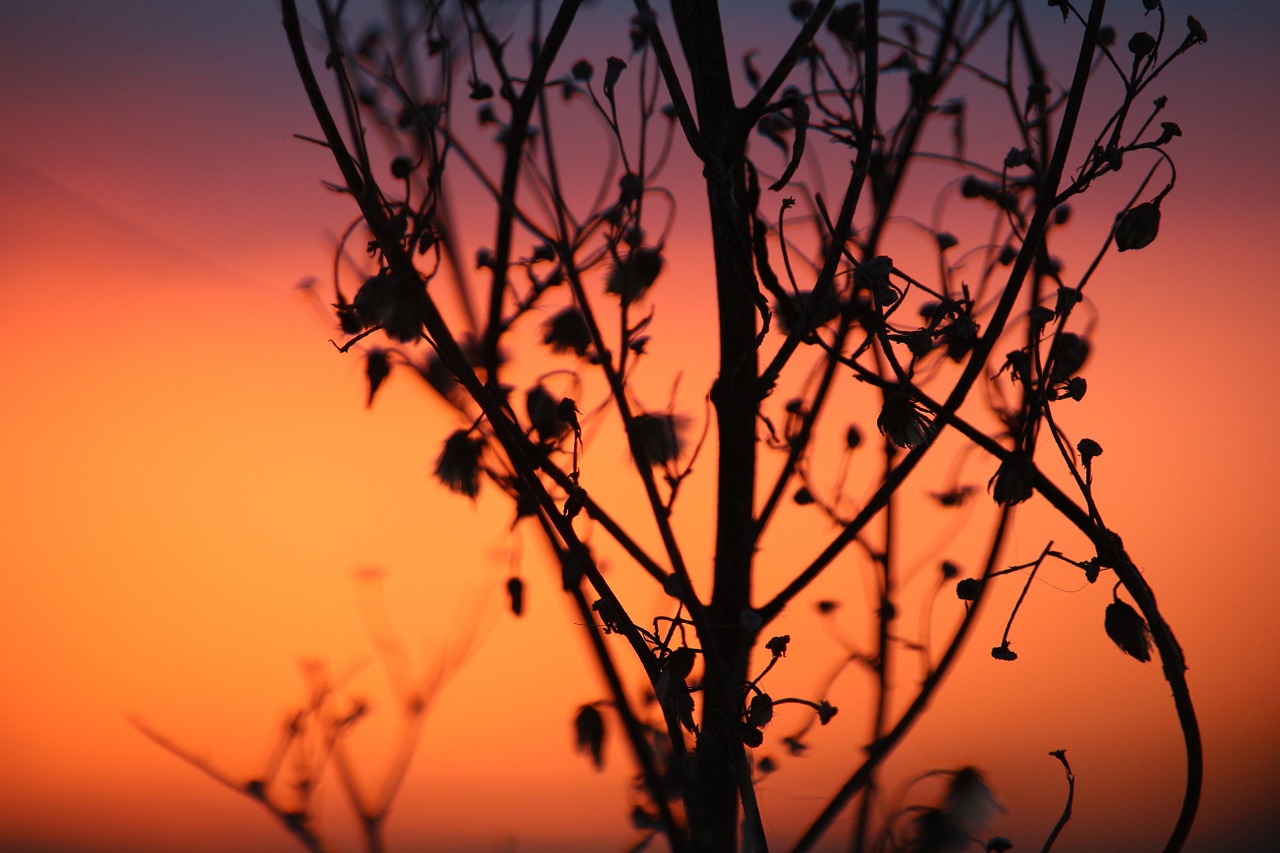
3 1 1279 851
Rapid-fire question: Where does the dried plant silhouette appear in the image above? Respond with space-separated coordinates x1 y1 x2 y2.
146 1 1206 850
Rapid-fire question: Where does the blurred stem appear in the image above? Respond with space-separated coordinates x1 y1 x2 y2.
793 508 1014 852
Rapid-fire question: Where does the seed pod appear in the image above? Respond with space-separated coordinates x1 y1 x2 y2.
1115 201 1161 252
1105 600 1152 662
506 577 524 617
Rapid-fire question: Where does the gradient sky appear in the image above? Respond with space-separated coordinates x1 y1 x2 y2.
2 1 1279 851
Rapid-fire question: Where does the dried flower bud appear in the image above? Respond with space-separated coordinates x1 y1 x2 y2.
1050 332 1090 381
766 635 790 657
434 430 484 498
816 701 838 724
774 289 840 335
790 1 815 21
877 392 932 449
947 767 999 830
1105 600 1152 662
990 451 1035 505
956 578 982 601
747 693 774 728
793 486 814 506
1128 31 1156 60
1185 16 1207 46
606 247 663 304
543 307 593 356
1028 305 1056 327
603 56 626 100
526 384 568 444
1004 147 1031 169
1055 286 1082 316
827 4 864 46
571 59 593 81
506 576 525 617
991 643 1018 661
631 411 687 465
845 424 863 450
390 156 414 179
1156 121 1182 145
1115 201 1161 251
1077 437 1103 464
574 704 606 769
1063 376 1088 401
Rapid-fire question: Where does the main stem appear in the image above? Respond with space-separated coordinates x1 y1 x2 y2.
670 0 759 848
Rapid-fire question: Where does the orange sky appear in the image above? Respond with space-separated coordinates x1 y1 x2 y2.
2 2 1279 851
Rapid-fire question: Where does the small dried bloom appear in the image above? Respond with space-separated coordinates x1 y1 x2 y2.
631 411 687 465
947 767 1000 830
1128 31 1156 60
956 578 982 601
434 430 484 498
1186 16 1207 46
990 451 1035 505
1055 285 1083 316
774 289 840 335
991 643 1018 661
1115 201 1161 251
766 635 790 657
747 693 774 728
943 314 979 361
1105 599 1152 662
526 384 568 444
1049 332 1090 382
877 392 932 449
543 307 593 356
606 247 664 304
827 3 864 46
1157 121 1183 145
1077 437 1103 465
352 269 427 343
603 56 627 100
571 59 593 81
